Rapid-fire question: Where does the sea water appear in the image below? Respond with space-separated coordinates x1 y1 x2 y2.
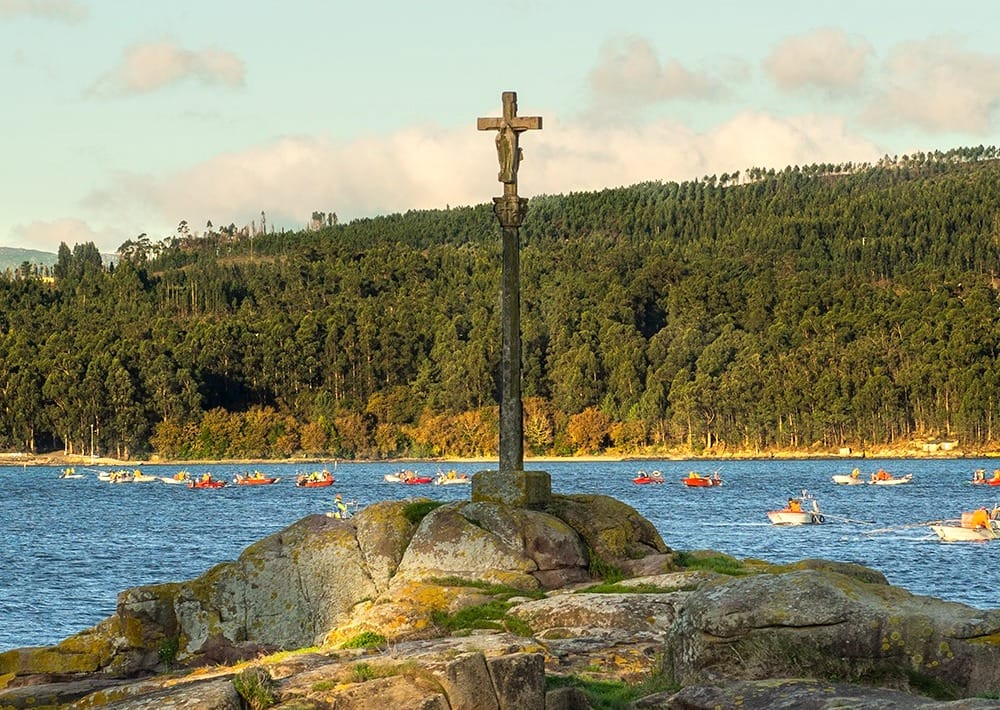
1 458 997 651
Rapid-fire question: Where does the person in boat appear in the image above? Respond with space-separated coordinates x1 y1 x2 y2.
711 472 721 483
786 498 802 513
973 469 986 482
969 507 991 530
850 467 860 479
201 473 211 483
687 471 700 479
991 469 1000 482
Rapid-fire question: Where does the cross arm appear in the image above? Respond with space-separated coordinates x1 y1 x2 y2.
477 116 543 131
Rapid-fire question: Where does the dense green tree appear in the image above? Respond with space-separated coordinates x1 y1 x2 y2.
1 148 999 458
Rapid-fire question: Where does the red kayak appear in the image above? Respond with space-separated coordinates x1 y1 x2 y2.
188 479 226 489
402 476 434 484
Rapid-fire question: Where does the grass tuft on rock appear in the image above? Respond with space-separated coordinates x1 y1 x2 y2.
673 550 748 576
546 671 679 709
233 665 277 710
403 500 443 525
579 582 677 594
340 631 386 649
587 547 624 582
430 599 534 636
429 575 545 600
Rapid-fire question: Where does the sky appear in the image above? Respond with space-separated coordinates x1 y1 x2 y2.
3 0 1000 254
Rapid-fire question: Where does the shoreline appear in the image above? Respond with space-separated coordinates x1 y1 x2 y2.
2 447 997 468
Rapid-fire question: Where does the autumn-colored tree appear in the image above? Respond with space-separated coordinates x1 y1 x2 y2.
566 407 612 454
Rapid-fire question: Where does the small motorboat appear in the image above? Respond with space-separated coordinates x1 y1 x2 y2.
931 524 997 542
58 467 83 479
832 469 865 485
132 471 160 483
434 470 471 485
970 470 1000 486
384 470 432 484
931 508 999 541
106 469 135 484
682 472 722 487
188 475 226 489
868 470 913 485
633 470 665 484
768 496 824 525
296 471 335 488
160 471 192 485
233 472 280 485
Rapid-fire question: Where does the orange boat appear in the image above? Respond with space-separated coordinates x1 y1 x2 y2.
234 472 280 485
633 470 665 484
296 471 335 488
188 475 225 489
971 469 1000 486
682 472 722 487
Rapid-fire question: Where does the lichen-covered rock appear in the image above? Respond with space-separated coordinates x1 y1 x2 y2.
771 558 890 586
544 494 669 567
395 503 540 588
666 568 1000 698
76 676 242 709
424 651 500 710
510 592 682 638
322 577 493 645
0 614 122 681
486 652 546 710
638 678 1000 709
174 513 378 656
354 499 426 592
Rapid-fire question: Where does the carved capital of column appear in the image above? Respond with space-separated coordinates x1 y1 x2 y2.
493 195 528 229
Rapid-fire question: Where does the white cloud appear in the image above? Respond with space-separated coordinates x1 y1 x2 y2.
0 0 87 22
588 36 722 111
765 28 872 92
89 40 245 96
82 112 881 243
9 218 115 253
865 37 1000 134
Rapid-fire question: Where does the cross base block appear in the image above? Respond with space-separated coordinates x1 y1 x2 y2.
472 470 552 508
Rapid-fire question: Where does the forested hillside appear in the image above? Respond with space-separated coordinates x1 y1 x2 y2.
1 148 998 460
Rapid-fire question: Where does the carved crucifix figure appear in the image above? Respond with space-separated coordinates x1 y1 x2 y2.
477 92 542 474
478 92 543 199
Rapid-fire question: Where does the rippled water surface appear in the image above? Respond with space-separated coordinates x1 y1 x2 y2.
2 458 998 650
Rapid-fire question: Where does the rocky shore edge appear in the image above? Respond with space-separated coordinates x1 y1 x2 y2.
2 494 999 709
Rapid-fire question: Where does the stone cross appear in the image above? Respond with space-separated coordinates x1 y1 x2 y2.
477 91 542 474
477 91 543 205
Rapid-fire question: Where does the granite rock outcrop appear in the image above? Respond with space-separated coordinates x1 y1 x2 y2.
2 493 999 709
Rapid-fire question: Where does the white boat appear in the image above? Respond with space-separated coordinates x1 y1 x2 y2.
434 470 471 485
832 474 865 485
160 472 192 485
132 472 160 483
768 497 824 525
930 524 997 542
869 473 913 486
101 469 135 483
58 468 83 479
